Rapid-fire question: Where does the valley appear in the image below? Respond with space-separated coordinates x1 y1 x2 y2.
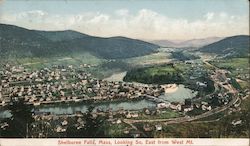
0 24 249 138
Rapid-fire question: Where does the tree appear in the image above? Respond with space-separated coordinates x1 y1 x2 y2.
82 106 107 137
67 105 107 137
3 98 34 138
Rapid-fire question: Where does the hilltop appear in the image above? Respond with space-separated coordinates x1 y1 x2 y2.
200 35 250 57
0 24 159 60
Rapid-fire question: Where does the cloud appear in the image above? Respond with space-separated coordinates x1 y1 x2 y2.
115 9 129 16
204 12 214 21
0 9 248 40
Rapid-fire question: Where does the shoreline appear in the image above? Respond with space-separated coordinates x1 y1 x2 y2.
161 84 179 93
103 71 127 82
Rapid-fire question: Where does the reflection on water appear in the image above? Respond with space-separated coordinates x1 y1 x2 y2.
159 85 197 103
38 99 156 115
0 110 12 118
0 85 197 117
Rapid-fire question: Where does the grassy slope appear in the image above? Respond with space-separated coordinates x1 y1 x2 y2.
211 58 248 71
125 51 172 66
209 57 249 89
155 57 249 138
11 52 104 70
145 65 176 76
124 64 183 84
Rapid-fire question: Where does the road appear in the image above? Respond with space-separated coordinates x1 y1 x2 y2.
123 95 239 124
204 59 238 94
124 59 240 124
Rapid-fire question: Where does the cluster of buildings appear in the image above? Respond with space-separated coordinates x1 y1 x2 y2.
30 113 85 137
1 62 244 138
29 108 165 138
0 65 165 107
183 60 208 80
235 68 249 80
0 64 190 137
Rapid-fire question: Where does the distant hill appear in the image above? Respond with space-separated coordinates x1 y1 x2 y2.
177 37 223 48
151 40 177 48
151 37 223 48
200 35 250 57
0 24 159 60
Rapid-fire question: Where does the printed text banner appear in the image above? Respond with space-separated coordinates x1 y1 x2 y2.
0 138 249 146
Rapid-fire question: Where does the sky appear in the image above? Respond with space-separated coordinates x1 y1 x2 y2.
0 0 249 40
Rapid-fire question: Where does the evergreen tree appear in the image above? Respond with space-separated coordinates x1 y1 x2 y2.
3 98 34 138
82 106 107 137
67 105 107 137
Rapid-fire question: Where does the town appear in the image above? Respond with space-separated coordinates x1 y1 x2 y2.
0 59 248 138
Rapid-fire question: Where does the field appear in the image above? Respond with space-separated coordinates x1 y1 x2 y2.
124 64 184 84
174 63 192 72
6 52 130 79
211 58 248 70
210 58 248 76
238 81 249 90
124 51 172 66
133 109 181 120
106 122 130 137
209 57 249 89
11 52 104 70
144 65 176 76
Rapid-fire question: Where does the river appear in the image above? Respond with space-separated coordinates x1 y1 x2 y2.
0 73 197 117
0 85 196 117
0 99 155 118
0 110 12 118
159 84 197 103
34 84 196 115
37 99 155 115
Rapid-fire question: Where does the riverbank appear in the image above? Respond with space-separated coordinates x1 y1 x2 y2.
103 71 127 82
161 84 178 93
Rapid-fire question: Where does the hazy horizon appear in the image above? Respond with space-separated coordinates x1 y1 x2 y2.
0 0 249 40
3 22 248 42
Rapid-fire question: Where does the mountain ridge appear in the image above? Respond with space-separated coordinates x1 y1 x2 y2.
0 23 159 59
151 37 224 48
199 35 250 57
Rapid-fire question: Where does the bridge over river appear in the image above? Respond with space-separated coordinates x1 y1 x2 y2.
144 94 171 104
